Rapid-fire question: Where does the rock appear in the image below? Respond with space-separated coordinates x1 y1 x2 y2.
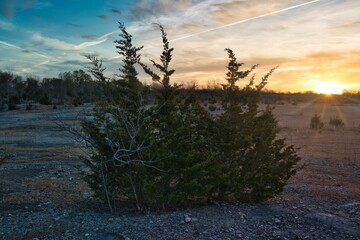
238 211 246 219
184 214 192 223
185 216 192 223
273 218 281 223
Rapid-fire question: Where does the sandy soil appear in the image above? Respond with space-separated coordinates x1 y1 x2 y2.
0 102 359 239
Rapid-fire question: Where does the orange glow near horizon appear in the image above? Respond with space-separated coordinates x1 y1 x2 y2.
312 81 347 95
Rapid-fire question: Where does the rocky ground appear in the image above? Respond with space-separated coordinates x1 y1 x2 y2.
0 104 359 239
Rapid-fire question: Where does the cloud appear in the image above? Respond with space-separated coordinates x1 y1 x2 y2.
0 40 50 59
67 22 81 28
32 31 117 51
21 59 50 72
337 21 360 29
110 8 121 15
74 31 117 49
61 59 88 67
80 34 98 40
0 40 22 50
32 33 75 50
0 19 14 30
97 15 109 20
128 0 193 20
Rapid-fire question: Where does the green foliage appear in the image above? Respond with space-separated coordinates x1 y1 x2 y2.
310 113 324 129
138 24 214 208
207 49 297 202
8 94 20 110
26 103 33 110
208 105 217 111
39 92 52 105
329 115 344 128
82 22 152 212
81 23 300 212
72 95 83 107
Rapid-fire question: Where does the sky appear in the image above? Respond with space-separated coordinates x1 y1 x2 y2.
0 0 359 93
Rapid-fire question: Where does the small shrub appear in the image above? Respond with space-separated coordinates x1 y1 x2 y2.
39 92 52 105
329 116 344 128
8 103 17 110
310 113 324 130
81 23 300 212
8 95 20 110
9 95 21 104
208 97 217 104
72 96 83 107
26 103 33 110
208 105 216 111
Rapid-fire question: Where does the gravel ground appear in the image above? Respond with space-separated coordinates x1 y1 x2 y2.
1 105 359 239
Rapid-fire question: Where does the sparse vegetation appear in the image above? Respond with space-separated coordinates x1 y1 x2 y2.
25 103 33 110
329 115 344 129
39 92 52 105
208 105 217 111
310 113 324 130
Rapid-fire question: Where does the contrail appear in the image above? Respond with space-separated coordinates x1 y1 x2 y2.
169 0 323 43
21 60 51 72
0 40 50 59
107 0 322 61
75 30 118 49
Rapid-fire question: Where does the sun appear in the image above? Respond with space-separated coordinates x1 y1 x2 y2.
313 82 345 95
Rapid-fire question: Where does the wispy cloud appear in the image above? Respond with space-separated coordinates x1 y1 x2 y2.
97 15 109 20
110 8 121 15
80 34 98 40
74 31 117 49
168 0 323 43
32 33 74 50
32 30 117 51
0 40 50 59
21 59 50 72
128 0 193 20
0 40 22 50
0 19 14 30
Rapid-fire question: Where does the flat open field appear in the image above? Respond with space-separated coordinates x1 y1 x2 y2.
0 102 359 239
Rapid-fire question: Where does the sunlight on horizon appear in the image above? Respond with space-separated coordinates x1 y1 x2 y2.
312 81 348 95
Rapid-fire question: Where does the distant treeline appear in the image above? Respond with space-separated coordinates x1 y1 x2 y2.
0 69 97 110
195 89 360 105
1 69 359 111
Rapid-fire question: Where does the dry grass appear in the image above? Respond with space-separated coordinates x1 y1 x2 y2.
1 102 359 207
29 177 90 207
268 102 360 201
280 129 360 163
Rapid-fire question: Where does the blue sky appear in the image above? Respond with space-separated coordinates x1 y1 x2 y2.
0 0 359 92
